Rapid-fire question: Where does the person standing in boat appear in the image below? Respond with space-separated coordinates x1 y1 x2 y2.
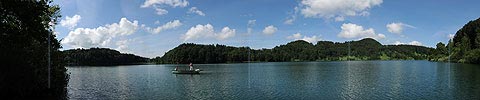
189 63 193 70
174 62 179 71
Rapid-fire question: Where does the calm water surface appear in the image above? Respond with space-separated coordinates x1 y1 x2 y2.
67 60 480 99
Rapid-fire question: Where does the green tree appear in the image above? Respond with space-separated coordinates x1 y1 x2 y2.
436 42 447 55
0 0 68 99
465 49 480 64
475 29 480 48
439 17 480 63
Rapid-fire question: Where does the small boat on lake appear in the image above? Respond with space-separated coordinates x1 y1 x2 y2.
172 69 202 74
172 63 202 74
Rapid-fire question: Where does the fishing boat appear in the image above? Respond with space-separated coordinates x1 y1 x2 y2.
173 63 202 74
172 69 202 74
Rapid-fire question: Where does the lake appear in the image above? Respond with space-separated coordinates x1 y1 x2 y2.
67 60 480 99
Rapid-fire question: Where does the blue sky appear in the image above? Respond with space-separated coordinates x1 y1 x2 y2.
54 0 480 58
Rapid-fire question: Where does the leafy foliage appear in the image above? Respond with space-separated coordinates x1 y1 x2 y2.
63 48 149 66
0 0 68 99
154 38 434 64
431 17 480 64
464 49 480 64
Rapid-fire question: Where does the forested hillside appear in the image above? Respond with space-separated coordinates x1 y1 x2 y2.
63 48 149 66
153 38 434 64
430 17 480 64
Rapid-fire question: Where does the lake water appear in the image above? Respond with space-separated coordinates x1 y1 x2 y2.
67 60 480 99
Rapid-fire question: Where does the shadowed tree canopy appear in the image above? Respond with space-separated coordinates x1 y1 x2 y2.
0 0 68 99
63 48 149 66
153 38 434 64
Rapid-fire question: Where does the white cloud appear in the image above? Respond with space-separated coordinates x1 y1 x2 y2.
386 22 415 34
182 24 236 41
247 20 256 34
335 16 345 21
287 33 303 39
448 34 455 39
393 41 423 46
154 7 168 15
116 39 131 53
60 15 81 29
141 0 188 8
287 33 321 43
393 41 403 45
217 27 236 40
409 41 422 46
183 24 214 41
338 23 385 39
141 0 189 15
262 25 278 35
284 19 294 25
62 18 139 48
284 7 298 25
302 35 322 43
298 0 382 20
188 7 205 16
145 20 182 34
248 20 256 26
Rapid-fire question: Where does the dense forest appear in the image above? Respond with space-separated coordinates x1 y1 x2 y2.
430 17 480 64
153 38 434 64
63 48 149 66
0 0 68 99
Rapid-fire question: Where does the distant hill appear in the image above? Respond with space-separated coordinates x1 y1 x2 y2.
430 17 480 64
63 48 149 66
153 38 434 64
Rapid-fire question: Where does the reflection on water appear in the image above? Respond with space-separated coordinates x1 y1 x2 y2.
68 61 480 99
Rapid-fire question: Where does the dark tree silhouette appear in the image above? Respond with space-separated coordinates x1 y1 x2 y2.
63 48 149 66
0 0 68 99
